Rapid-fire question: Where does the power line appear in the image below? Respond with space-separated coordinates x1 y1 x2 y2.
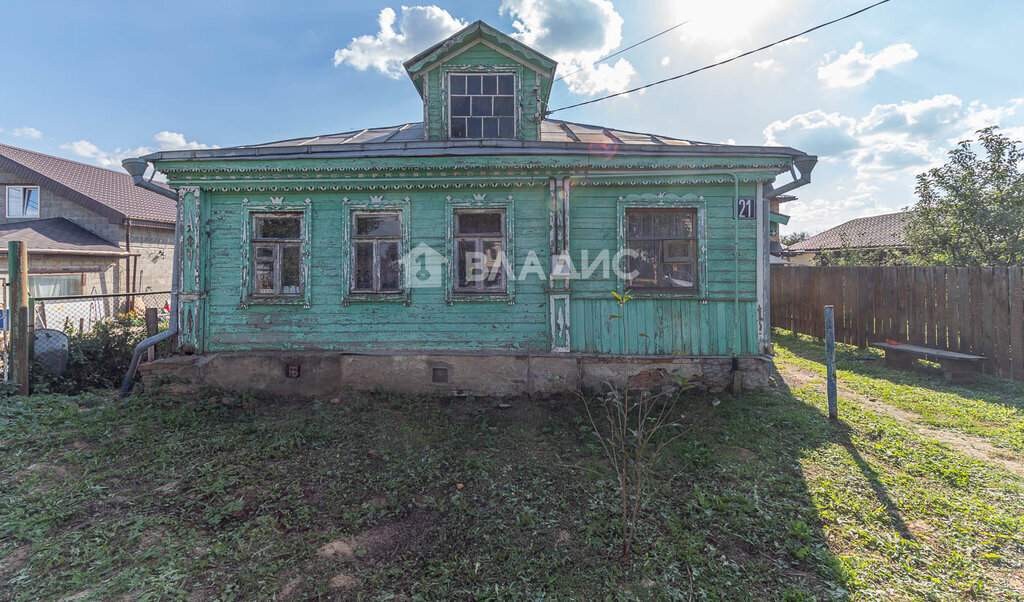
553 19 692 84
546 0 893 115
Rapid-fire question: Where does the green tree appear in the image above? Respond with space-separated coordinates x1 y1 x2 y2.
780 231 809 246
907 127 1024 266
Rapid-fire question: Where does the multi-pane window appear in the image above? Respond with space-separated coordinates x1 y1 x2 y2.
6 186 39 218
252 214 303 296
625 209 698 291
351 212 403 293
449 73 516 139
454 210 506 292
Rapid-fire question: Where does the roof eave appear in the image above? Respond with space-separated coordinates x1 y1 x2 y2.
145 142 810 163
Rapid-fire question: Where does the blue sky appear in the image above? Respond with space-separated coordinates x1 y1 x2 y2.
1 0 1022 233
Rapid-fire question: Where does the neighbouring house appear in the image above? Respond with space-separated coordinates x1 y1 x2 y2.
785 211 912 265
0 144 176 329
128 21 816 395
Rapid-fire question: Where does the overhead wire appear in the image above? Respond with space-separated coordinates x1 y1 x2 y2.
546 0 893 115
553 18 692 84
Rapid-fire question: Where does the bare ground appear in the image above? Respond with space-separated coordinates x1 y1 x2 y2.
776 363 1024 477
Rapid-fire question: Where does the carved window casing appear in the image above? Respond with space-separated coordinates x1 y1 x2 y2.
252 214 304 297
448 73 517 139
624 209 699 292
453 210 507 293
350 211 403 294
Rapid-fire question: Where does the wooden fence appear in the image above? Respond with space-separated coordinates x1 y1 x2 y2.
770 265 1024 380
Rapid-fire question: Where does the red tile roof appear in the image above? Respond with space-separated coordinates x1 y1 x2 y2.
789 211 912 252
0 144 174 224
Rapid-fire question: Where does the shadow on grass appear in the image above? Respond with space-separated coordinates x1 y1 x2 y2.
662 366 854 600
774 329 1024 412
832 421 915 542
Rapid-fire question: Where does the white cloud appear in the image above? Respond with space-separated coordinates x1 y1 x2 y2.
753 58 782 72
670 0 805 44
153 131 215 151
12 127 42 139
766 95 1024 233
713 48 741 62
818 42 918 88
764 110 859 157
61 131 216 172
332 6 467 78
502 0 634 96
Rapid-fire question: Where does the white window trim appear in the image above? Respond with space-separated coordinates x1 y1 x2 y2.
239 197 312 308
341 197 412 305
444 69 520 141
445 194 515 304
5 185 40 219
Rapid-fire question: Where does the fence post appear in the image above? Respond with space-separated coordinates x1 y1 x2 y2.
8 241 29 395
145 307 158 362
825 305 838 419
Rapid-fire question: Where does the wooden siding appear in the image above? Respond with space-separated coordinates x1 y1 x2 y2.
568 184 760 355
423 42 542 142
205 187 551 352
198 181 764 357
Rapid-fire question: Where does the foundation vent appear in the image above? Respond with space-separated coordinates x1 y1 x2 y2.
431 366 450 384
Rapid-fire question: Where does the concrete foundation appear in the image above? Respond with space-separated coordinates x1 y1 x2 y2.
137 351 771 397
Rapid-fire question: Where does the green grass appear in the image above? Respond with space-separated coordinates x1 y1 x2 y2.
0 334 1022 600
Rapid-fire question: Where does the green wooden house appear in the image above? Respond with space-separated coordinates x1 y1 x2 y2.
127 21 816 395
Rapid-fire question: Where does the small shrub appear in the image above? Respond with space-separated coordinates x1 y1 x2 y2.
32 319 148 394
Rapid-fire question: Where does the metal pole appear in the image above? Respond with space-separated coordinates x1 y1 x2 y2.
824 304 838 419
8 241 29 395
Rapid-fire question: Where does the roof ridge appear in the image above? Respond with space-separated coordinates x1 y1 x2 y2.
0 142 130 177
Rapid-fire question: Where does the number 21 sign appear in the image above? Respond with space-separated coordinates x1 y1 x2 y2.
736 197 756 220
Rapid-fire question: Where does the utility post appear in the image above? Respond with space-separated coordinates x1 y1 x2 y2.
824 305 838 419
8 241 29 395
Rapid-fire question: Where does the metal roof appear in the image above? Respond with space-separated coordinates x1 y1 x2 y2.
143 120 809 163
0 144 175 224
789 211 913 252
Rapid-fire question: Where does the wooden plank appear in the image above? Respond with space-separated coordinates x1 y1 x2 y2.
1010 267 1024 381
934 267 948 350
880 266 894 340
946 268 960 354
860 267 871 347
992 268 1011 378
959 267 972 354
980 267 996 375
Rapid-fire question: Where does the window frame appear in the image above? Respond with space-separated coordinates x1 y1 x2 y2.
240 198 312 308
341 197 411 305
623 208 700 293
617 193 706 300
443 67 521 141
445 195 515 304
5 185 40 219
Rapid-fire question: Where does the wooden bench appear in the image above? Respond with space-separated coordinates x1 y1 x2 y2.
870 342 985 383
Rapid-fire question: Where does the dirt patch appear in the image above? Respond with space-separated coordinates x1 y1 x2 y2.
329 572 362 592
716 445 757 461
0 545 30 579
778 364 1024 477
277 575 305 599
317 511 436 562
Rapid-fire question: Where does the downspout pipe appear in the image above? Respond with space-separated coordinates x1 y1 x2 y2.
765 156 817 199
119 158 180 398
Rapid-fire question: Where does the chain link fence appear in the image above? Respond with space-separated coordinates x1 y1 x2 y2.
1 291 173 390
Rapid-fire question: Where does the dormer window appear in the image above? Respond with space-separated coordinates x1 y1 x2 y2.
449 73 516 139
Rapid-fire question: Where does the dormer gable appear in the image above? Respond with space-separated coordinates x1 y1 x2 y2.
403 21 557 142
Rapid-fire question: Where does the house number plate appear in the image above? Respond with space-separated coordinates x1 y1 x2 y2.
736 197 756 220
